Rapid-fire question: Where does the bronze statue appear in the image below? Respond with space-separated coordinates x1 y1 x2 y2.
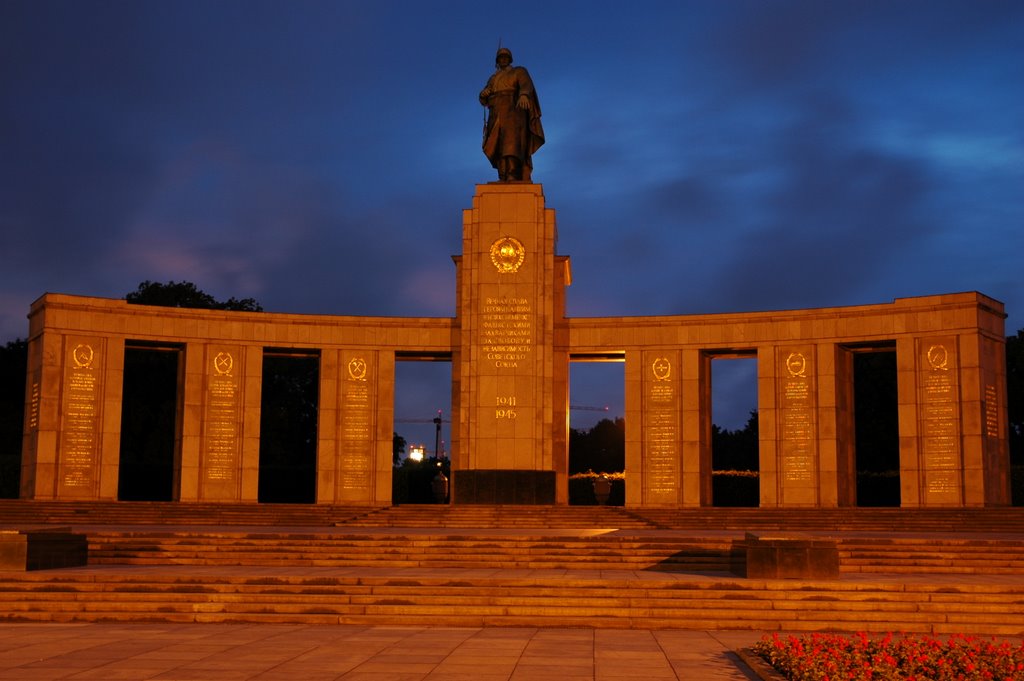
479 47 544 182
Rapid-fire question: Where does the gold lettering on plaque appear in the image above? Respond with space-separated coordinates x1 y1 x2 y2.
985 384 999 438
780 351 815 484
61 345 101 490
341 376 372 492
28 382 40 430
489 236 526 274
652 357 671 381
645 375 678 496
481 296 532 368
72 344 94 368
920 342 959 496
347 357 368 381
213 352 233 376
786 352 807 377
495 395 518 419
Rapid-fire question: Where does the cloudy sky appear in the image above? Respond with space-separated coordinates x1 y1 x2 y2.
3 1 1022 446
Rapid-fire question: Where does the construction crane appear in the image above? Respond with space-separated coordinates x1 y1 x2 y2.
570 405 609 412
395 410 450 459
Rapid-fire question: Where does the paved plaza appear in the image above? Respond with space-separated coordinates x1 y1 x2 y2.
0 623 765 680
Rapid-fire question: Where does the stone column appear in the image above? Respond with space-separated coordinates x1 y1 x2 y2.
46 335 120 500
624 350 643 507
318 349 391 504
177 342 204 501
197 344 250 501
451 183 569 504
638 349 683 506
681 349 709 507
960 332 1011 505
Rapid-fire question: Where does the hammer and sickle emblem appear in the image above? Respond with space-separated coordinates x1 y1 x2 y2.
786 352 807 378
72 344 94 368
926 344 949 370
213 352 234 376
347 357 368 381
652 357 671 381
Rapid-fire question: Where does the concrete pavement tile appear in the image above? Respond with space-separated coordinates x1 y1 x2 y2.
338 672 430 681
0 669 70 681
517 656 593 669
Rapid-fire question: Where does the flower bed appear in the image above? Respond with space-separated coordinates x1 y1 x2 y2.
752 632 1024 680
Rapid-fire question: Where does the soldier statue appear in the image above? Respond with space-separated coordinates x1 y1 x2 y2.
479 47 544 182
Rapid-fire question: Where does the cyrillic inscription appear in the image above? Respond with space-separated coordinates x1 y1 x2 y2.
205 352 240 482
341 357 372 491
920 343 959 494
985 384 999 438
481 297 532 369
60 344 100 489
645 358 678 495
780 352 814 483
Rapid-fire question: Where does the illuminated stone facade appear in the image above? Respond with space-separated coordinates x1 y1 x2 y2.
20 184 1011 507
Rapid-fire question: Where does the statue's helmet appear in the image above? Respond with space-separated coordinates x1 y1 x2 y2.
495 47 513 64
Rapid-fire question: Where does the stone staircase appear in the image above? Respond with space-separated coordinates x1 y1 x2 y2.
1 566 1022 635
84 530 739 572
2 501 1023 635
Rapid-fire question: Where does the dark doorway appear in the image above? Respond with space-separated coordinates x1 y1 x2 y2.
258 350 319 503
710 356 759 507
392 356 452 504
568 356 625 505
854 350 900 506
118 344 181 501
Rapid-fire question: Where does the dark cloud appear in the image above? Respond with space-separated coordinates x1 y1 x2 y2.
1 0 1022 346
682 96 932 314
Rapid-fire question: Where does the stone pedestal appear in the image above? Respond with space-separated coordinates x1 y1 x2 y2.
451 184 570 504
742 532 839 579
0 528 88 571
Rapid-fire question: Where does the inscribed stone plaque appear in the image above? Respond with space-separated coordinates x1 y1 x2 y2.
339 353 374 496
777 348 817 498
57 339 103 495
202 347 242 488
472 252 540 469
918 338 961 501
984 384 999 439
642 352 680 503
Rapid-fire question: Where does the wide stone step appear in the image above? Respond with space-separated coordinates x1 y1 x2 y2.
2 570 1022 635
81 528 1024 576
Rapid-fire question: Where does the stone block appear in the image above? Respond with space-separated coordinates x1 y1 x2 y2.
741 532 839 579
0 528 87 571
453 470 555 504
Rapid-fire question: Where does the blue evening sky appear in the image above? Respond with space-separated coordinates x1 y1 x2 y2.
2 1 1022 446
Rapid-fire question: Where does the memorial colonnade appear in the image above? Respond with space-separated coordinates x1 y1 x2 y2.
19 289 1010 508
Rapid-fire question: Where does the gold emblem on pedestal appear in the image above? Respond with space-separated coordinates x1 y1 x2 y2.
347 357 368 381
652 357 671 381
786 352 807 377
489 236 526 274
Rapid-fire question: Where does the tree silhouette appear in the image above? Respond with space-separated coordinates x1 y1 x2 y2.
569 417 625 475
126 280 263 311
